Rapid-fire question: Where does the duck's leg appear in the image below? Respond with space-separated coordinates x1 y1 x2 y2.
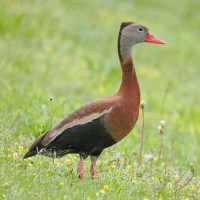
90 156 98 180
77 158 85 179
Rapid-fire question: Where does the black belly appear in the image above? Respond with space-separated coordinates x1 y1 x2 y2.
40 114 117 159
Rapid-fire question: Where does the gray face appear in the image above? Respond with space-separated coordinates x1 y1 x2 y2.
121 24 149 46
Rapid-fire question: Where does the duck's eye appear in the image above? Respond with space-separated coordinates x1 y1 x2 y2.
137 27 144 32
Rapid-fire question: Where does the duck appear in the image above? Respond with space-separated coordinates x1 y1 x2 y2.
24 21 165 179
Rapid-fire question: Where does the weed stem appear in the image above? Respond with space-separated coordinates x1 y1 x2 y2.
138 108 144 168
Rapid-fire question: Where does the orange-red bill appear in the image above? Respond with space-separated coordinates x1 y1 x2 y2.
144 32 165 44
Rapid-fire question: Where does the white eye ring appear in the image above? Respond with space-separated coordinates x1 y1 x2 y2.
137 27 144 32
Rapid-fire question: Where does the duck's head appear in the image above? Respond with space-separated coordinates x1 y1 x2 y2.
118 22 165 61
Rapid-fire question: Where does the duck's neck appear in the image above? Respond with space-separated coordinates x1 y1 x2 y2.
117 29 140 99
118 57 140 97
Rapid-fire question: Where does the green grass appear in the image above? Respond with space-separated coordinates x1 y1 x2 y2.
0 0 200 199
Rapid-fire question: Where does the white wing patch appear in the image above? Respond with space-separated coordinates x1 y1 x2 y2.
49 107 112 141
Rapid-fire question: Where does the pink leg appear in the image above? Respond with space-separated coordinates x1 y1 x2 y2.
77 160 84 179
90 161 98 180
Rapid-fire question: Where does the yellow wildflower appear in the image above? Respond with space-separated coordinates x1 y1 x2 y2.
111 164 116 169
159 198 163 200
56 161 60 165
167 183 172 188
59 182 64 186
86 197 91 200
144 198 149 200
68 154 72 158
33 173 36 176
96 160 101 165
154 157 157 161
175 175 179 180
29 164 33 167
98 87 105 94
8 155 11 158
133 162 137 166
191 185 196 191
127 165 131 170
1 147 4 151
100 189 105 194
103 185 109 190
185 198 190 200
45 45 53 53
28 157 32 161
39 161 42 165
13 153 18 159
66 159 70 163
19 146 23 150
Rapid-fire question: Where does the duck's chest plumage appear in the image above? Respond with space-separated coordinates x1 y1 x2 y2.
107 90 140 141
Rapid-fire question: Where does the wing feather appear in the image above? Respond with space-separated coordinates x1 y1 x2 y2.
28 97 115 152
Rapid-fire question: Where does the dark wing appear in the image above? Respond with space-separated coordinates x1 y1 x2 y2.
24 97 116 158
40 113 116 158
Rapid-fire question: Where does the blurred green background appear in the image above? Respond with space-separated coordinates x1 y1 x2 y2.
0 0 200 199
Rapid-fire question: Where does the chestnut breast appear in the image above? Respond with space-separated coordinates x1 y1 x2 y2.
107 94 140 141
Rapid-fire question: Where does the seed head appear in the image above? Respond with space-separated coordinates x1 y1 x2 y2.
42 104 46 109
144 154 153 161
50 97 54 101
157 125 164 135
190 163 194 173
160 120 166 127
140 100 147 109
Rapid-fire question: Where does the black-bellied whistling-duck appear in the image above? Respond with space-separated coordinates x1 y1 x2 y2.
24 22 165 179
